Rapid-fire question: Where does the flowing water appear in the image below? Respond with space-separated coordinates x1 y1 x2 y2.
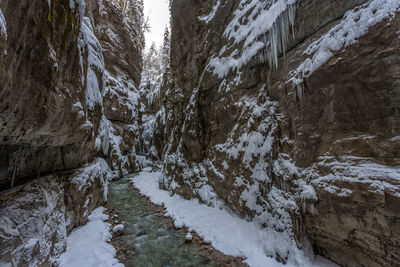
106 174 222 267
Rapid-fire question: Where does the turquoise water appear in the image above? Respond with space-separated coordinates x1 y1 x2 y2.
106 175 220 267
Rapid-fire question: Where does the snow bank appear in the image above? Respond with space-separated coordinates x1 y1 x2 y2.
132 171 336 267
289 0 400 85
56 207 123 267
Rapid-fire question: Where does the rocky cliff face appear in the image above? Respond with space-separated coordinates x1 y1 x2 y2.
1 0 399 266
160 0 400 265
0 0 144 265
0 159 111 266
0 0 144 188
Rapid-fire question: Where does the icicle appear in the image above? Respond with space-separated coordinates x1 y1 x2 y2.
260 3 296 70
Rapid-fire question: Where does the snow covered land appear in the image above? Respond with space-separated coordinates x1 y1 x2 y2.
56 207 123 267
131 169 338 267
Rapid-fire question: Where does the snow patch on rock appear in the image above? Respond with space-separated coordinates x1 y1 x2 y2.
289 0 400 85
71 158 113 201
209 0 296 77
0 8 7 40
0 178 67 267
307 156 400 196
199 0 220 24
0 8 7 54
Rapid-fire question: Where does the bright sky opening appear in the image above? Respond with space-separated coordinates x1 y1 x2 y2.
143 0 170 50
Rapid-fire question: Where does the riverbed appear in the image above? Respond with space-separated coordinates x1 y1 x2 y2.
106 174 244 267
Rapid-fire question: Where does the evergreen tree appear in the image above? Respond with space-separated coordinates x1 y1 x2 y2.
124 0 147 51
142 42 162 90
161 26 171 71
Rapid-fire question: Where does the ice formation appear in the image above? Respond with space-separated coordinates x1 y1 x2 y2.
147 83 162 106
209 0 297 78
78 16 105 109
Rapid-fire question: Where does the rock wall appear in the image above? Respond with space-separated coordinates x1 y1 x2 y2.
0 0 94 186
94 0 146 175
0 0 144 188
161 0 400 265
0 158 111 266
0 0 144 265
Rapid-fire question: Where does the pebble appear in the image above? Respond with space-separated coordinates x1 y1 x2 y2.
113 224 124 236
185 232 193 243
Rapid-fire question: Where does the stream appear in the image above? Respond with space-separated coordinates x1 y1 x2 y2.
106 173 237 267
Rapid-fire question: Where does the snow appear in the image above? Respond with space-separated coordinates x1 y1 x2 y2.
209 0 296 77
71 0 106 112
391 136 400 141
199 0 220 24
71 158 113 201
307 156 400 196
185 232 193 242
0 9 6 38
78 16 105 109
209 43 265 78
56 207 123 267
0 177 68 267
162 86 311 256
94 70 143 174
112 224 124 234
215 94 277 184
289 0 400 85
70 0 86 18
224 0 296 46
72 101 83 109
0 8 6 54
132 170 336 267
222 160 229 170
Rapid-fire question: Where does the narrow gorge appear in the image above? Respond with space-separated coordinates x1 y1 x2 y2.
0 0 399 266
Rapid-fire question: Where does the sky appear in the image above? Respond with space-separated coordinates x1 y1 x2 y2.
143 0 170 50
